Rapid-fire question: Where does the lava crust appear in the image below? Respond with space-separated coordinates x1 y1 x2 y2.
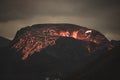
11 24 113 60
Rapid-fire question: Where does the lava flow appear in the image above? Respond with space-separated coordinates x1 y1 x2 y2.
11 24 113 60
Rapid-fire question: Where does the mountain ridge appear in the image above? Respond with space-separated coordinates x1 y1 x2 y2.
0 36 11 48
1 23 120 80
11 24 113 60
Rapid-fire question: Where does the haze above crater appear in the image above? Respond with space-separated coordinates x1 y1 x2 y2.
0 0 120 40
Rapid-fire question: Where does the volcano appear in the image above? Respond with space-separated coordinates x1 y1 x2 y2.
11 24 112 60
1 23 120 80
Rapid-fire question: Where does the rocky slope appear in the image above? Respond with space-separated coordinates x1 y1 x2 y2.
1 23 119 80
1 37 120 80
11 24 113 60
0 36 11 48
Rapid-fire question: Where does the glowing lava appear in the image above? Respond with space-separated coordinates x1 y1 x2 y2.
12 24 113 60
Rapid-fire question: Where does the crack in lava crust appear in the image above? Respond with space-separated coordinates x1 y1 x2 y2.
12 24 113 60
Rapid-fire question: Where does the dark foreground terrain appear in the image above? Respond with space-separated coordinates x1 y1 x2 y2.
0 24 120 80
1 37 120 80
0 37 11 48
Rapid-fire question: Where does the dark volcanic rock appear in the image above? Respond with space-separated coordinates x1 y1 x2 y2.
1 23 119 80
11 23 112 60
110 40 120 47
0 36 11 48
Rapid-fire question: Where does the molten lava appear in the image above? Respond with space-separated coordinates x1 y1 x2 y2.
12 24 113 60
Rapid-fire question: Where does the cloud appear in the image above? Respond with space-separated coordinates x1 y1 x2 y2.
0 0 120 40
0 0 120 21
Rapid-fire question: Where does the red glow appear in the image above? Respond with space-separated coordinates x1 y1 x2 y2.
12 27 113 60
71 31 79 39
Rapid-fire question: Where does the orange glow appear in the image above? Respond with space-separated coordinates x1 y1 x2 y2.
59 31 70 37
12 27 113 60
72 31 79 39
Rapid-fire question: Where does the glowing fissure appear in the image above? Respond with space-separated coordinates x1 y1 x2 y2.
12 24 112 60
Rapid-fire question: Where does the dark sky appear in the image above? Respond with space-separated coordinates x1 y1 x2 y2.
0 0 120 40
